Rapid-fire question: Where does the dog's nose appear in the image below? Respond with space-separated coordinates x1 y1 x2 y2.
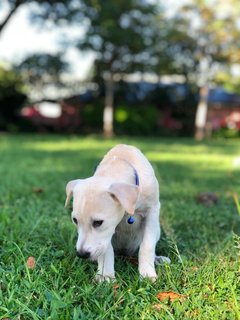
76 250 90 259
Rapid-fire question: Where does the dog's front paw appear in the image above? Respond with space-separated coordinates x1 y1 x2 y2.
139 266 157 282
94 273 115 283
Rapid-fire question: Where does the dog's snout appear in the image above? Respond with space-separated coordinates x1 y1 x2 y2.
76 250 90 259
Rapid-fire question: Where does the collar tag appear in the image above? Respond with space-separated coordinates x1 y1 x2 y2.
127 216 135 224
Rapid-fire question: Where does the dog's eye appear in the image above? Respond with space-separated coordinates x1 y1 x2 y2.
92 220 103 228
72 217 78 225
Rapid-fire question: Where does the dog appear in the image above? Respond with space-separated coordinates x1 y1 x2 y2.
65 144 169 281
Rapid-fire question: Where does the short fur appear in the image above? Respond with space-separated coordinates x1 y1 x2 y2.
65 144 169 281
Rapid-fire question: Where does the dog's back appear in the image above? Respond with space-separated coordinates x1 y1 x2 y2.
97 144 159 207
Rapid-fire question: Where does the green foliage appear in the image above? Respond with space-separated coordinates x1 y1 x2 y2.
0 135 239 319
77 0 159 76
212 128 240 139
81 101 159 136
15 53 69 88
115 104 159 135
215 71 240 94
0 66 27 131
0 0 78 34
82 103 104 133
171 0 240 84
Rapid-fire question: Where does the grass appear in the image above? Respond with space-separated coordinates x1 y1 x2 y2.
0 134 240 320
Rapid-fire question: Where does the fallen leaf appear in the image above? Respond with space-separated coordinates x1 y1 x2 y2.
32 187 43 193
196 192 218 206
112 284 120 297
191 266 199 272
113 284 120 290
26 256 36 269
156 291 186 302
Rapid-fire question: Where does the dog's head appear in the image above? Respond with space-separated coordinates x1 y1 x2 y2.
65 177 139 260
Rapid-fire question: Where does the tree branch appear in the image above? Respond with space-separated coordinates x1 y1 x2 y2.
0 0 23 35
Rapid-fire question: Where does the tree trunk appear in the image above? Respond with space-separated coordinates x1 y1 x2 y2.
194 86 209 140
0 1 22 35
103 73 114 137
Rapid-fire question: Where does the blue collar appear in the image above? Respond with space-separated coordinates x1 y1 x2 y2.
127 167 139 224
134 168 139 186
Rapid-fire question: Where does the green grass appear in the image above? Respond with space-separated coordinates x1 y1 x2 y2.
0 134 240 320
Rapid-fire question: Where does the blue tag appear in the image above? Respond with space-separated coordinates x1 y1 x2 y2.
127 216 134 224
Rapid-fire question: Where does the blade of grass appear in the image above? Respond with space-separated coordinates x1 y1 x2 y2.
13 242 32 283
232 192 240 216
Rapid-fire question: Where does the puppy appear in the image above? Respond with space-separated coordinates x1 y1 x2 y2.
65 144 169 281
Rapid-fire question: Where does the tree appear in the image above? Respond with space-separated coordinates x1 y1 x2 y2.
152 13 198 82
0 0 78 35
0 0 22 34
15 52 69 101
75 0 159 136
0 66 26 130
168 0 240 139
2 0 161 136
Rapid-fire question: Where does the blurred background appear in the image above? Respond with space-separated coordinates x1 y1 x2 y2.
1 0 240 139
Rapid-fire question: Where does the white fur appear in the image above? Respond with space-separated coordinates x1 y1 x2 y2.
65 144 169 281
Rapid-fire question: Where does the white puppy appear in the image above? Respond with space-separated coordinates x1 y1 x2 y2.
65 144 169 281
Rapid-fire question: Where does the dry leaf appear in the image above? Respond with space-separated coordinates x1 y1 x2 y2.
32 187 43 193
157 291 186 302
196 192 218 206
113 284 120 290
191 266 199 272
26 256 36 269
113 284 120 297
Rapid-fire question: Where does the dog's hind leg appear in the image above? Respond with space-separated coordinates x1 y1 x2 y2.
155 255 171 265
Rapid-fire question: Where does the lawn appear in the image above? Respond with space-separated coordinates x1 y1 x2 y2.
0 134 239 320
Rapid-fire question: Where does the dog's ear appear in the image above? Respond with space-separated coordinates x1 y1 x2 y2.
108 182 139 214
65 179 82 208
